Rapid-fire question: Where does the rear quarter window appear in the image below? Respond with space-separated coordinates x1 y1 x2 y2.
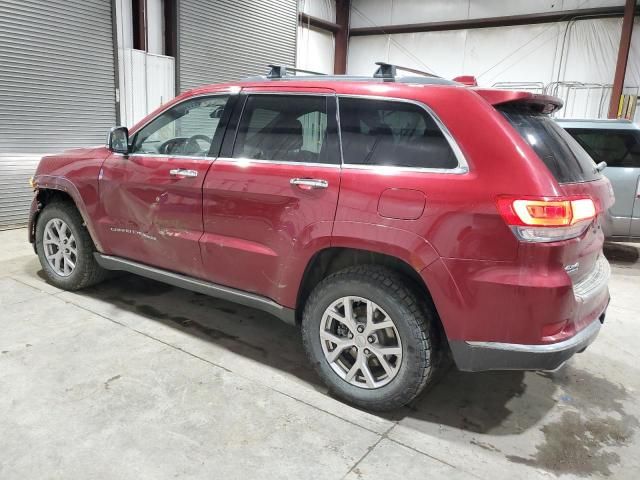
338 97 459 169
499 106 601 183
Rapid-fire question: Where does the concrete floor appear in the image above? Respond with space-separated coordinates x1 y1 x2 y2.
1 228 639 479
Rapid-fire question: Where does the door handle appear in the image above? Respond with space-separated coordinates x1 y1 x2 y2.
169 168 198 178
290 178 329 190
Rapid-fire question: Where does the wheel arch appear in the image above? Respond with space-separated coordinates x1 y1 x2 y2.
30 183 102 251
296 247 442 330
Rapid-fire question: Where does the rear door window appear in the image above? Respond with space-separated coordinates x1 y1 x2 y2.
499 106 601 183
232 95 331 164
564 128 640 168
338 97 458 169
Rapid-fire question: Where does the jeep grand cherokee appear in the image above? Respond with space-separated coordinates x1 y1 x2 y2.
28 64 613 410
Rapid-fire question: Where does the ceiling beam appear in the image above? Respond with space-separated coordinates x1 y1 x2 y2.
298 12 341 33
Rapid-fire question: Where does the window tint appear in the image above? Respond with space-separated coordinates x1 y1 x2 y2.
233 95 329 163
499 107 601 183
564 128 640 169
338 97 458 169
131 95 228 156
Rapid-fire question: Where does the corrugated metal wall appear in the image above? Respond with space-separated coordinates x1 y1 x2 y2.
178 0 298 90
0 0 116 229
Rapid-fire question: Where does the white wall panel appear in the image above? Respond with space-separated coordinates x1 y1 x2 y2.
469 23 566 85
351 0 392 28
297 25 335 74
390 0 469 25
348 17 640 86
386 30 467 79
561 18 621 84
131 49 148 124
146 54 175 112
115 0 133 49
299 0 336 22
119 49 175 126
297 0 336 73
347 15 640 120
469 0 555 18
352 0 626 26
348 23 561 84
347 35 390 75
562 0 624 10
628 19 640 86
147 0 165 55
469 0 595 18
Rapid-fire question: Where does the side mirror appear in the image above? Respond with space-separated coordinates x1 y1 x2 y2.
209 106 224 119
108 126 130 154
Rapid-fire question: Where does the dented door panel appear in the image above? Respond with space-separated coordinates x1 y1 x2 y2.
96 153 213 278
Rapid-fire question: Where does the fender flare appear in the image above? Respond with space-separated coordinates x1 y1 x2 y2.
33 174 103 252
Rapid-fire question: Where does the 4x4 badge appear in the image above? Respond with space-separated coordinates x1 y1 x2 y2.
564 262 580 275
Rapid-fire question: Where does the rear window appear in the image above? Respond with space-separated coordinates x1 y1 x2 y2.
564 128 640 169
499 106 601 183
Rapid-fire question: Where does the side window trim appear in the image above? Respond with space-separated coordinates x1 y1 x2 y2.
219 92 247 158
128 93 234 159
207 93 238 158
336 94 469 174
219 91 341 167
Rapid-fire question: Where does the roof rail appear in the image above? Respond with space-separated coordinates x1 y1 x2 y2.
267 65 327 79
373 62 440 81
242 63 457 86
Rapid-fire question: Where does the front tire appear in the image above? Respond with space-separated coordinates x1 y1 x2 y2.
35 202 107 290
301 266 439 411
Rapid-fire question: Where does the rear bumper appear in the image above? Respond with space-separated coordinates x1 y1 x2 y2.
450 308 606 371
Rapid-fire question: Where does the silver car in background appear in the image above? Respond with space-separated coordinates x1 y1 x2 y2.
557 119 640 240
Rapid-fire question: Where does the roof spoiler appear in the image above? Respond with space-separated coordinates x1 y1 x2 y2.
473 89 563 114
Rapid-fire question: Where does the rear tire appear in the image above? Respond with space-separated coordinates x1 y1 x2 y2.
35 202 107 290
301 265 439 411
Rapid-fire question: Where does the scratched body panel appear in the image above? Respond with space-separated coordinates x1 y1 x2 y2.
97 154 213 278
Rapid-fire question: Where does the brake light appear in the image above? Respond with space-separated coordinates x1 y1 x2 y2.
453 75 478 86
497 196 597 242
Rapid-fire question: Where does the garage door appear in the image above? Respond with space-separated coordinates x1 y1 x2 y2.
178 0 297 91
0 0 116 229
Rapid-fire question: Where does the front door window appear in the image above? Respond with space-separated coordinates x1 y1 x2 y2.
131 95 229 156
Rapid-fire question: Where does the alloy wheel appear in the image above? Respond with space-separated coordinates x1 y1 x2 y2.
43 218 77 277
319 296 403 389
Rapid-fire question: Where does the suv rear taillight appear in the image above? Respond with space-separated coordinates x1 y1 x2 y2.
496 196 597 243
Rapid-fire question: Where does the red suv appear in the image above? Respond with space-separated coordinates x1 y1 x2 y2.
28 64 613 410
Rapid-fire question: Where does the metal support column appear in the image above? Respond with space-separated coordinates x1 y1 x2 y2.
608 0 637 118
334 0 350 75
